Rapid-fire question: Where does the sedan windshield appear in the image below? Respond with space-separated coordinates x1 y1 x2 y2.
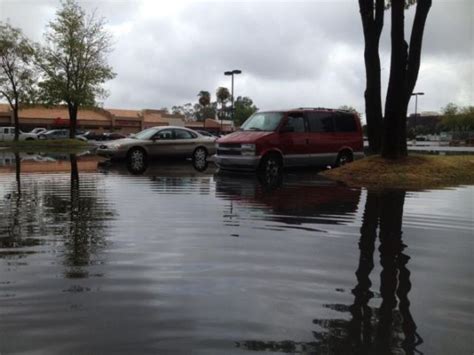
134 127 160 140
240 112 283 132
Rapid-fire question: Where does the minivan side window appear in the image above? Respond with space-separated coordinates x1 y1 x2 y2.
286 114 306 133
307 112 335 133
334 113 357 132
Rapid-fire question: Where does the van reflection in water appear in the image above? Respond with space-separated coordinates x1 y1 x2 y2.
236 190 421 355
214 171 361 229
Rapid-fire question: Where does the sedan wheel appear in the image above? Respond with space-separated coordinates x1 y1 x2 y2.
193 147 208 170
127 148 147 174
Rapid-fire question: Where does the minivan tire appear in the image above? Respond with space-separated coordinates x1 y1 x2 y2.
259 153 282 177
336 150 353 167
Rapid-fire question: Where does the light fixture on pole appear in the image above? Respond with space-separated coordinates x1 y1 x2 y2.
224 69 242 125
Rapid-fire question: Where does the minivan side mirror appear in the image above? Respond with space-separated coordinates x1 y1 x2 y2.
280 126 294 133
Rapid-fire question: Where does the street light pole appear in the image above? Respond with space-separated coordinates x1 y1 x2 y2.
224 69 242 125
411 92 424 128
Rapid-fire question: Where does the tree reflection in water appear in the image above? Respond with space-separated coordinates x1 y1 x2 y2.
0 153 114 278
63 154 110 278
237 190 423 354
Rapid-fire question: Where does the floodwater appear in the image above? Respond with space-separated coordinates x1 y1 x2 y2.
0 152 473 354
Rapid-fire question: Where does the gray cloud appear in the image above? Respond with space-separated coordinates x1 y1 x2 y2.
1 0 472 116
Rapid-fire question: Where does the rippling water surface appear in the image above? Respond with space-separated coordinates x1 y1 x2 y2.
0 153 473 354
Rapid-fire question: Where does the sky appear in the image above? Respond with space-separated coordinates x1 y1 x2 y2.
0 0 472 119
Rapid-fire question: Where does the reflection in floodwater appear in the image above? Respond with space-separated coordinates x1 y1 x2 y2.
1 156 472 354
215 172 361 230
237 190 422 354
0 153 114 278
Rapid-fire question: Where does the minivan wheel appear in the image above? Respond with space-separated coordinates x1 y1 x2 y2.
127 147 147 174
192 147 208 169
259 154 282 177
336 150 353 167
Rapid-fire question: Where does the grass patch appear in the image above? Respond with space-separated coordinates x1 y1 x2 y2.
322 155 474 189
0 139 90 149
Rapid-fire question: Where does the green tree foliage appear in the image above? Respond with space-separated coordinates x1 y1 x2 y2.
216 87 231 120
234 96 258 126
171 103 195 119
36 0 116 138
197 90 211 107
338 105 360 115
0 23 37 141
440 104 474 132
441 102 459 116
194 90 216 121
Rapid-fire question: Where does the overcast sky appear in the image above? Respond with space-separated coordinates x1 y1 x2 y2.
1 0 472 117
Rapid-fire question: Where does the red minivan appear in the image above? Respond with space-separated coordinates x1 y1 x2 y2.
214 108 364 172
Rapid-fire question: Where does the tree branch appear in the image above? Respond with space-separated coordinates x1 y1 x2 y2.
405 0 432 102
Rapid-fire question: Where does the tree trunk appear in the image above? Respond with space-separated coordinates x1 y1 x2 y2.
383 0 431 159
359 0 384 154
68 103 78 138
13 103 19 142
382 0 408 159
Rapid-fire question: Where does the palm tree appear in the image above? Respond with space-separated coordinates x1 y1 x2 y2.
197 91 211 107
216 87 231 118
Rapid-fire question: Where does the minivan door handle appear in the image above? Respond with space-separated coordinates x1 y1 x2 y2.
305 138 310 144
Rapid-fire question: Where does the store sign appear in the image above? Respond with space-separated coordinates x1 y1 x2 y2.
54 117 69 126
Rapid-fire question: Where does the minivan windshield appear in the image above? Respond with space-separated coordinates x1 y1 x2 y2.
240 112 283 132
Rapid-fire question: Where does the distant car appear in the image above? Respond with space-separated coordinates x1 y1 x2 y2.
0 127 37 141
38 129 87 141
196 130 215 138
30 128 47 135
83 131 126 141
104 132 126 140
97 126 216 170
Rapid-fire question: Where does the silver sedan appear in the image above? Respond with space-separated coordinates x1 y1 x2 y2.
97 126 216 170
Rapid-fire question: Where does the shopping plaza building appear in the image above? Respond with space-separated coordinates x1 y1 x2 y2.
0 104 234 134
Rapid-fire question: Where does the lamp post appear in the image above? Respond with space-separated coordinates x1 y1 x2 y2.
411 92 424 128
224 69 242 125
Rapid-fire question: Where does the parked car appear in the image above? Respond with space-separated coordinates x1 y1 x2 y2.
104 132 126 140
30 127 47 135
214 108 364 172
196 130 215 137
96 126 217 170
0 127 38 141
82 131 104 141
83 131 127 141
38 129 87 141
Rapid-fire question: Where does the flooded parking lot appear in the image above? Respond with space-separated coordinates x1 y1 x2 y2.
0 151 473 354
